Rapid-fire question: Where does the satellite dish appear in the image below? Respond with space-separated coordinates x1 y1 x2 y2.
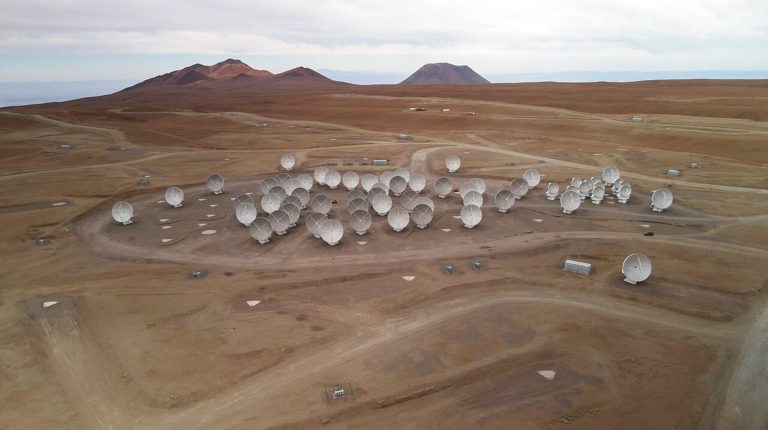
651 188 673 212
347 197 369 214
495 189 515 212
400 190 419 212
268 209 290 235
387 206 410 231
370 182 390 195
372 193 393 216
435 177 453 198
261 177 279 194
460 204 482 228
249 217 273 244
459 182 479 199
413 196 434 211
462 190 483 207
233 193 255 209
280 203 301 227
280 153 296 170
565 185 579 194
612 179 625 194
282 178 298 196
206 174 224 194
310 194 332 215
394 168 411 182
510 178 528 199
408 173 426 193
164 186 184 208
342 171 360 190
360 173 378 192
291 187 310 208
622 253 652 285
306 212 328 238
560 190 581 214
446 154 461 173
325 170 342 189
389 175 408 196
411 203 433 228
236 202 258 226
590 186 605 204
267 186 287 201
545 183 559 200
578 181 591 199
522 169 541 189
368 186 385 202
349 209 372 235
296 173 314 191
261 193 283 215
111 201 134 225
320 219 344 246
379 171 395 188
345 190 365 206
468 178 486 195
602 166 621 185
617 184 632 204
276 172 291 188
314 166 330 185
282 195 302 210
570 178 583 188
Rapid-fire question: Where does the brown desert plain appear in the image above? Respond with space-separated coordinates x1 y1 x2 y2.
1 67 768 430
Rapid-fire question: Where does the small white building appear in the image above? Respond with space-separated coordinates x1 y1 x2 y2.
563 260 592 275
373 159 388 166
441 108 451 112
667 169 682 177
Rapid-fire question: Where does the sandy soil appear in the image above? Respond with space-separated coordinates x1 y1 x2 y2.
1 80 767 430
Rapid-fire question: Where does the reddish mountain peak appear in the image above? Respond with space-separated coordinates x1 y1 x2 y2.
276 67 327 79
123 59 272 91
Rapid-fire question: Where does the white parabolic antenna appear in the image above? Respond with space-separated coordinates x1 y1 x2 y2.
409 173 426 193
111 201 134 224
347 197 369 214
291 187 310 208
280 203 301 227
345 190 365 206
249 217 273 244
165 186 184 207
495 189 515 212
342 171 360 190
320 219 344 246
463 190 483 207
379 171 395 188
360 174 378 192
276 173 291 188
400 190 419 212
560 190 581 214
435 177 453 198
261 177 278 194
296 173 314 191
546 183 559 200
310 194 332 215
261 193 282 214
446 154 461 173
268 209 290 235
206 174 224 194
325 170 342 189
387 206 410 231
651 188 673 212
389 175 408 196
622 253 652 285
314 166 330 185
349 209 372 235
283 178 298 196
522 169 541 188
394 167 411 182
591 186 605 204
570 178 583 188
370 182 390 195
267 186 287 201
460 204 482 228
468 178 486 195
510 178 528 199
233 193 254 209
411 203 433 228
372 193 393 216
306 212 328 238
280 153 296 170
413 196 434 211
235 202 257 226
459 182 479 199
602 166 621 185
618 184 632 203
282 195 302 210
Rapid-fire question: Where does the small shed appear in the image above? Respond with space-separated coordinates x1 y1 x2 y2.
563 260 592 275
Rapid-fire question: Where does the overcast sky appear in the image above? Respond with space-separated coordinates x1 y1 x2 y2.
1 0 767 82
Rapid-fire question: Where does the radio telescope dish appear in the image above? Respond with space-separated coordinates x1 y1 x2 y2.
267 186 288 201
578 181 591 199
570 178 583 188
345 190 365 205
565 185 579 194
261 193 282 214
651 188 673 212
276 172 291 188
282 195 303 210
411 203 433 228
296 173 314 191
249 217 273 244
590 186 605 204
560 190 581 214
347 197 369 214
372 193 393 216
495 189 515 212
370 182 389 195
459 182 479 199
617 184 632 204
111 201 134 225
368 186 385 202
268 209 290 235
280 203 301 227
409 173 426 193
236 202 258 226
522 169 541 189
413 196 434 212
389 175 408 196
306 212 328 238
206 174 224 194
325 170 342 189
280 153 296 170
291 187 310 208
361 174 378 192
545 183 559 200
446 154 461 173
349 209 372 235
379 171 395 188
234 193 254 209
612 179 625 194
435 177 453 198
510 178 529 199
400 190 419 212
394 168 411 182
342 171 360 190
460 204 482 228
310 194 332 215
320 219 344 246
622 253 652 285
165 186 184 208
282 178 298 196
602 166 620 185
387 206 410 231
261 177 279 194
468 178 486 195
463 190 483 207
314 166 330 185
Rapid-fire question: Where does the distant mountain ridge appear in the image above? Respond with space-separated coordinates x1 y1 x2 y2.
123 59 273 90
400 63 490 85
